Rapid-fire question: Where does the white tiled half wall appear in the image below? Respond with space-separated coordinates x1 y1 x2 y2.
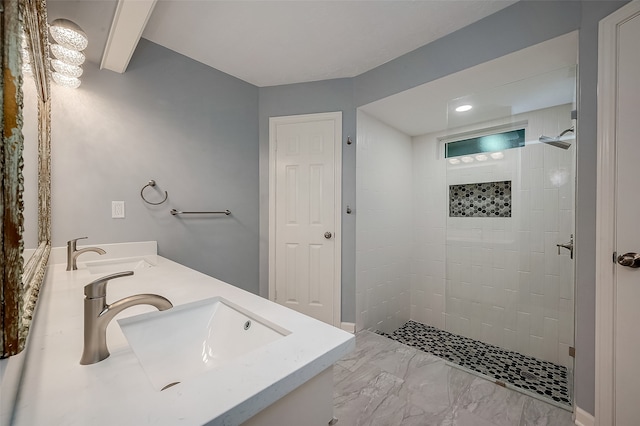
356 111 412 334
356 104 575 369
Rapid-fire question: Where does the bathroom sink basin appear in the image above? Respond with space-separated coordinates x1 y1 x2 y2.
118 296 290 391
80 257 155 275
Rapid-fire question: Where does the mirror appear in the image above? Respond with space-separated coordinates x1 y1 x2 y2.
1 0 51 357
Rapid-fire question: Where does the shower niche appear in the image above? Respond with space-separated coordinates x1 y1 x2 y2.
356 33 577 410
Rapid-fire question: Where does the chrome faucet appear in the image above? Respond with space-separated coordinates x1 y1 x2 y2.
557 234 574 259
67 237 106 271
80 271 173 365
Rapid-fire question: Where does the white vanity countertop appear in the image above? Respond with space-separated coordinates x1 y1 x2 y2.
13 242 354 426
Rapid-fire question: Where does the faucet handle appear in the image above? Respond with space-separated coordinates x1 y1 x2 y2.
84 271 134 299
68 236 88 249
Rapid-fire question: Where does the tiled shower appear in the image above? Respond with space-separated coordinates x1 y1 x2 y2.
355 103 576 405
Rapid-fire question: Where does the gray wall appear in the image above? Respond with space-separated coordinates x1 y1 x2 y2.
258 79 357 322
51 39 260 293
345 0 628 415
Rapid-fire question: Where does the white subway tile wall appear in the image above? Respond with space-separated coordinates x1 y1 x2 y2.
356 111 413 334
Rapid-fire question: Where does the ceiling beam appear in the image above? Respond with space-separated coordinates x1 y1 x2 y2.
100 0 157 73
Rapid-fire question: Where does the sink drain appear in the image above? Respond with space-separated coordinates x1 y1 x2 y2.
244 320 252 330
161 381 181 391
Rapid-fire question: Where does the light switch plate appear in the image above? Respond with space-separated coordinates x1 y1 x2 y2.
112 201 125 218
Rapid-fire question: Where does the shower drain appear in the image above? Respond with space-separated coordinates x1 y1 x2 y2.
519 370 538 381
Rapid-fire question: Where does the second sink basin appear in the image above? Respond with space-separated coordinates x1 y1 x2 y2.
80 257 155 275
118 296 290 391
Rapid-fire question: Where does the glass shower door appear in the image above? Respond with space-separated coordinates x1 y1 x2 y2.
441 67 576 408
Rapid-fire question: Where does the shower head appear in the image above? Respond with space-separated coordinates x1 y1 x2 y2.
539 135 572 150
538 127 574 150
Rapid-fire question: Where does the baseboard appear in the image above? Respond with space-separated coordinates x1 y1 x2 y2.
340 322 355 333
574 406 595 426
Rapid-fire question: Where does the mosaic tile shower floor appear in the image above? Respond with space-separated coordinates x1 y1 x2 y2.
376 321 572 409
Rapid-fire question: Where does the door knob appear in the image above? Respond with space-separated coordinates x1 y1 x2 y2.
617 252 640 268
324 232 332 239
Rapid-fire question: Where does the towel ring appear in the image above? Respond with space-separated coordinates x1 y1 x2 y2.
140 180 168 205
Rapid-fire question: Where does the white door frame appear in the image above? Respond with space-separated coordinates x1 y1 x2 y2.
595 2 640 424
268 112 342 327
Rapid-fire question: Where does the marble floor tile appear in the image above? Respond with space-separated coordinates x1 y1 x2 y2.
519 397 574 426
333 331 574 426
396 360 473 415
369 341 441 380
337 330 395 373
456 377 526 426
333 364 406 426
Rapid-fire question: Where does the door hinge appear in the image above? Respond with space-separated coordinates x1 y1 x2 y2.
569 346 575 358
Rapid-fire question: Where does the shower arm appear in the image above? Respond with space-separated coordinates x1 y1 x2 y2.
558 127 574 138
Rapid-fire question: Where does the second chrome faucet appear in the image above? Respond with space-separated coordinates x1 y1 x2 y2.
67 237 106 271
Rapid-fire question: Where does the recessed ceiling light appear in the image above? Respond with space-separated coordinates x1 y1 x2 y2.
455 104 473 112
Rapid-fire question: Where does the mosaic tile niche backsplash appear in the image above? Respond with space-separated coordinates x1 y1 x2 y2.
449 180 512 217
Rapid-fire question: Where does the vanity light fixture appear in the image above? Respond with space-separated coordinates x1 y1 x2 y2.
461 156 474 163
49 19 87 88
490 151 505 160
455 104 473 112
49 18 88 51
51 59 83 78
52 72 81 89
50 43 85 66
449 158 461 165
475 154 489 161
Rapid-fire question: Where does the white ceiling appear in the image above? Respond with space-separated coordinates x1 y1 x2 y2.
142 0 518 87
359 31 578 136
46 1 577 138
47 0 518 87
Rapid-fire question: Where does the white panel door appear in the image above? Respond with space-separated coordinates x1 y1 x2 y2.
614 8 640 425
597 3 640 424
270 113 341 325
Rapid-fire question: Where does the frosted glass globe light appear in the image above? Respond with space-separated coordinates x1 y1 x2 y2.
51 59 83 78
53 72 81 89
49 19 88 51
51 43 85 66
